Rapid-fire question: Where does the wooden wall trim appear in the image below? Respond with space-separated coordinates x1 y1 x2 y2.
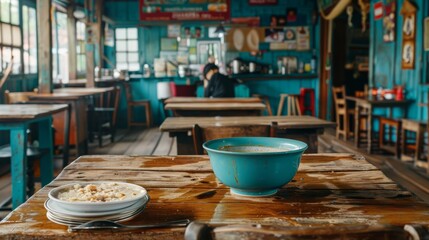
37 0 53 93
319 19 331 120
67 6 77 81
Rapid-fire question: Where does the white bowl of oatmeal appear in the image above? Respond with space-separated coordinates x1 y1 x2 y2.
48 182 147 212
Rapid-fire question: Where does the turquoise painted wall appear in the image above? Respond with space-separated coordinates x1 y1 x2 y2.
104 0 321 124
369 0 428 120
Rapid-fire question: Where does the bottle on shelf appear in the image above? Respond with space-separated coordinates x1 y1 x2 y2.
310 49 317 73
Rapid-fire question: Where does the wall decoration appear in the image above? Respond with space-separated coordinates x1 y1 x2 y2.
226 27 264 52
270 15 286 27
424 17 429 51
400 0 417 69
373 1 383 20
160 38 178 51
231 17 260 27
283 27 297 49
359 0 370 31
296 26 310 50
286 8 297 22
181 26 204 38
167 24 181 38
383 2 395 42
140 0 230 21
248 0 277 5
264 28 284 42
317 0 352 20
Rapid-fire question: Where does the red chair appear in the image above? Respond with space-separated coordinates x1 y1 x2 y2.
299 88 315 116
170 82 196 97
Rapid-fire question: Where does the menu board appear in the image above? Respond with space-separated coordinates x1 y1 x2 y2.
140 0 230 21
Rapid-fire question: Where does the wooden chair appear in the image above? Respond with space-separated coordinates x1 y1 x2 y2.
379 117 402 158
401 119 427 169
332 86 354 140
252 94 273 116
89 86 121 147
192 123 277 155
124 82 152 128
277 94 301 116
4 89 39 103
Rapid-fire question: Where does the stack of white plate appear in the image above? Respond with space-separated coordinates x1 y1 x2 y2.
45 182 149 226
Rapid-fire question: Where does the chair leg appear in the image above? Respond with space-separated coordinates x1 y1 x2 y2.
127 105 133 127
98 123 103 147
277 95 285 116
27 158 35 196
145 103 152 127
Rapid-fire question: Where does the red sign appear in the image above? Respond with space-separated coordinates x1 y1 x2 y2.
374 1 384 20
140 0 230 21
248 0 277 5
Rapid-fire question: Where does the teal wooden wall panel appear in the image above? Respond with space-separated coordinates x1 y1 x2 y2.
104 0 321 124
370 0 426 120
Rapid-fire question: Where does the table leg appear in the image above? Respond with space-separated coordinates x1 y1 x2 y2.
175 132 196 155
10 126 28 209
38 118 54 186
367 106 373 153
354 105 360 147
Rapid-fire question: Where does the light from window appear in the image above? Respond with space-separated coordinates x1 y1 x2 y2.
0 0 21 74
115 27 139 71
76 21 86 75
23 5 37 74
52 11 69 83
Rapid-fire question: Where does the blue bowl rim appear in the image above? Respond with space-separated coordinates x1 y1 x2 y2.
202 137 308 155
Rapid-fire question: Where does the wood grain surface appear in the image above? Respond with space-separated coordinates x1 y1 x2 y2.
0 104 68 121
164 97 262 104
1 153 428 239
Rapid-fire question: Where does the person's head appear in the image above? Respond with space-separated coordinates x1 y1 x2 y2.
203 63 219 80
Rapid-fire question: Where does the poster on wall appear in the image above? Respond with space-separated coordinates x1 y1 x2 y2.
140 0 230 21
226 27 264 52
283 27 297 50
400 0 416 69
296 26 310 50
383 2 395 42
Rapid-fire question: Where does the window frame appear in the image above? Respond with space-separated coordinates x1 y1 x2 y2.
76 20 86 78
115 27 140 71
22 3 38 74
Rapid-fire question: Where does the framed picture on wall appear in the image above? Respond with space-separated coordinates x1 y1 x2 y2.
402 40 415 69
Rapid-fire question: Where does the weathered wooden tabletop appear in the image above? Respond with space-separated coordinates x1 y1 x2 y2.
164 97 263 104
0 104 68 121
1 154 428 239
160 115 336 132
164 102 266 111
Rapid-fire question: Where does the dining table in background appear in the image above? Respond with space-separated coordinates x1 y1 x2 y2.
160 115 336 154
29 87 114 156
164 97 266 117
0 104 68 209
1 153 429 239
164 97 263 104
346 96 413 153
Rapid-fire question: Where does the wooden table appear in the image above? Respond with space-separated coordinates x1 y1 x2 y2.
346 96 413 153
1 154 429 239
164 97 263 104
0 104 68 209
160 116 336 154
164 102 266 117
29 88 113 155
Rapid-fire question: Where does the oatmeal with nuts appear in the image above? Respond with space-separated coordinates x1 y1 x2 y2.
57 182 145 202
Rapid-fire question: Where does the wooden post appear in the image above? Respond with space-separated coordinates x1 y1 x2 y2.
37 0 53 93
67 5 77 81
95 0 104 79
85 0 95 88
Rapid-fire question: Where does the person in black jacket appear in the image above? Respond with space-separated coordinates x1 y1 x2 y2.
203 63 236 98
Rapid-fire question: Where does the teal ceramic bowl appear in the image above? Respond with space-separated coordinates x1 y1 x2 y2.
203 137 307 197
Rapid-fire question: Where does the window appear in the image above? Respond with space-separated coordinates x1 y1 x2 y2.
0 0 21 74
76 21 86 75
115 28 139 71
22 5 37 74
52 11 69 82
